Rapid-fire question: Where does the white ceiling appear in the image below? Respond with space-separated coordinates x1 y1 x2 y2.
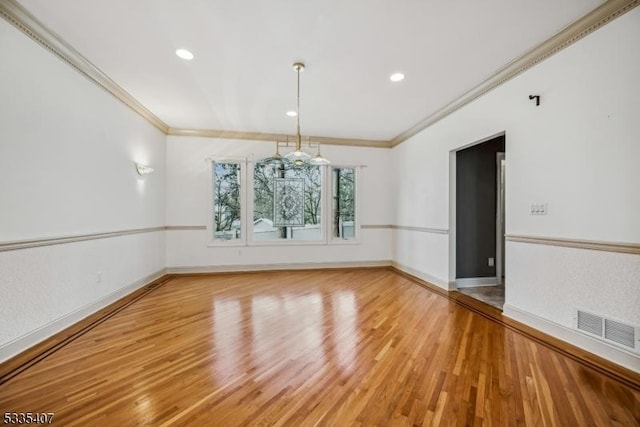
18 0 603 141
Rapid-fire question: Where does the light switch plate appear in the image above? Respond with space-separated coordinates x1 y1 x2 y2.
530 203 548 215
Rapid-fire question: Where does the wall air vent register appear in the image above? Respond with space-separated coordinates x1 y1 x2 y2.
576 309 639 354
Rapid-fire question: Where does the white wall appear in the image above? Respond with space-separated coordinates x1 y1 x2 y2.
392 9 640 369
166 136 393 269
0 19 166 360
1 5 637 373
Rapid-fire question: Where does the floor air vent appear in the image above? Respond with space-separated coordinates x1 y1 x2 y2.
576 309 638 353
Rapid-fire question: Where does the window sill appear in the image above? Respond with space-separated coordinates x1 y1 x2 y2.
207 240 246 247
248 240 327 247
206 240 362 248
329 239 360 245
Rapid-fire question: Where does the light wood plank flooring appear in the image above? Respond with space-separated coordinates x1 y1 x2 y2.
0 269 638 426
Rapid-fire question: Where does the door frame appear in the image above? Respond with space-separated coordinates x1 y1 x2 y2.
448 131 506 288
496 152 505 285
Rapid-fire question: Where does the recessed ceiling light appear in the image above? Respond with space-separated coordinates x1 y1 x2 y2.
286 111 297 117
390 72 405 82
175 48 194 60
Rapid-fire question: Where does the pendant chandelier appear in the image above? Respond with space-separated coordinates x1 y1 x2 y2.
272 62 330 167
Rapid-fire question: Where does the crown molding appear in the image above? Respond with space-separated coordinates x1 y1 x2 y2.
167 128 391 148
389 0 639 147
0 0 388 149
310 135 390 149
0 0 170 134
3 0 636 149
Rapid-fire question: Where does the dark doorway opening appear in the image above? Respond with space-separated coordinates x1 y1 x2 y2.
455 134 505 309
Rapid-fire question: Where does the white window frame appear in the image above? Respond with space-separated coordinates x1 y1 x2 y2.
207 157 247 246
327 164 362 244
247 160 328 246
206 158 363 248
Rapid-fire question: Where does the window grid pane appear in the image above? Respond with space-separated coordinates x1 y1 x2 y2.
213 162 242 240
253 160 322 241
332 167 356 239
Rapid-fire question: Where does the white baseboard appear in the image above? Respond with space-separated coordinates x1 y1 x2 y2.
456 277 498 288
503 304 640 374
0 268 167 364
390 261 451 290
167 260 392 274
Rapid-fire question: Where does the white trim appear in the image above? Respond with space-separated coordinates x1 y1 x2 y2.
389 1 640 146
448 150 457 284
390 261 452 290
4 0 636 148
207 240 246 248
448 131 507 288
205 155 248 163
167 260 391 274
168 225 387 231
323 163 331 243
246 159 256 241
247 239 329 247
207 159 247 246
506 234 640 255
169 128 389 148
329 165 362 243
0 269 167 363
496 152 506 285
0 1 170 134
456 277 499 288
327 239 362 246
393 225 449 234
327 162 368 169
0 227 165 252
503 304 640 374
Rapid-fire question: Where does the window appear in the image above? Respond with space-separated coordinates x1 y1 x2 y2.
210 160 243 243
331 167 357 240
207 158 359 246
252 159 323 241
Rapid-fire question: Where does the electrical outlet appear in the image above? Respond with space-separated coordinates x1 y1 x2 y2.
530 203 548 215
488 258 495 267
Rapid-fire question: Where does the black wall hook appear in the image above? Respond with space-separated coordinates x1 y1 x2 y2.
529 95 540 106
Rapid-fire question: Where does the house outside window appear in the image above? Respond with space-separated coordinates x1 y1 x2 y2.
208 157 360 246
252 159 323 242
209 160 244 244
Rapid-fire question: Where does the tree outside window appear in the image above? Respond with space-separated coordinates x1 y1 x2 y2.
332 167 356 239
253 160 322 241
212 162 241 240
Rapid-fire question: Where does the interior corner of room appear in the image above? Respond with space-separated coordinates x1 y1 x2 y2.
0 0 639 422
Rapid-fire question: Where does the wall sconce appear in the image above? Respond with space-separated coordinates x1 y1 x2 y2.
135 162 154 176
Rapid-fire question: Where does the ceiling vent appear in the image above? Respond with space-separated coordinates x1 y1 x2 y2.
576 309 639 354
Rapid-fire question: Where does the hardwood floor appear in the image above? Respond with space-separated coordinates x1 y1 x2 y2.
0 268 638 426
